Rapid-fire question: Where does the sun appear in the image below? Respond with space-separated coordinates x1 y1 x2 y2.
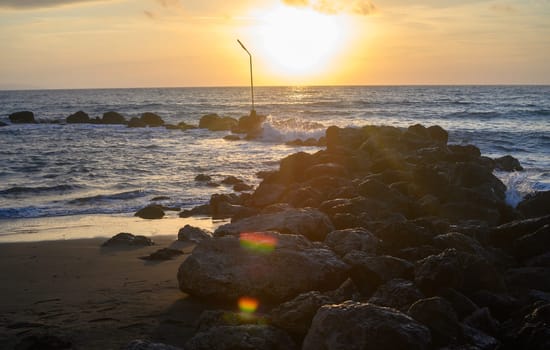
251 6 348 78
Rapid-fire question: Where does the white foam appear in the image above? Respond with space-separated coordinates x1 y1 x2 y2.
495 171 536 208
258 115 326 143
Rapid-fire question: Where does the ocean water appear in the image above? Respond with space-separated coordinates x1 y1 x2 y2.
0 86 549 231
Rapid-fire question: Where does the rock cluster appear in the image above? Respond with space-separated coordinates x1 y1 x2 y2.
175 123 550 349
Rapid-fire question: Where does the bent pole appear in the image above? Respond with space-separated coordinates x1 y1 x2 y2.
237 39 255 113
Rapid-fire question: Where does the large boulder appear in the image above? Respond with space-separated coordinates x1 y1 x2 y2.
303 302 432 350
514 224 550 260
368 278 424 311
9 111 35 123
199 113 237 131
214 208 334 242
517 191 550 219
177 232 349 302
408 297 462 346
488 215 550 252
324 228 381 257
232 111 266 138
127 117 147 128
66 110 90 123
494 155 523 172
140 112 164 127
101 111 126 124
178 225 213 243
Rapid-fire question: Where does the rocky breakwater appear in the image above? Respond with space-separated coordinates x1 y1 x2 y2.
173 123 550 350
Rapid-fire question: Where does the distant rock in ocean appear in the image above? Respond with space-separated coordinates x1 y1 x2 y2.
66 110 90 124
101 111 127 125
9 111 36 124
199 113 237 131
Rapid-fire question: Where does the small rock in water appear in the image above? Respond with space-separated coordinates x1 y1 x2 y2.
9 111 36 124
194 174 212 182
135 205 165 219
102 232 154 247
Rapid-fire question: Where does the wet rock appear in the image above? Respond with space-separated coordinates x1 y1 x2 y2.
369 278 424 311
128 117 147 128
185 325 297 350
214 208 334 242
233 182 253 192
408 297 462 346
194 174 211 182
488 215 550 252
102 232 154 247
178 225 213 243
415 249 464 295
177 232 349 302
101 111 126 124
141 112 164 127
303 301 432 350
66 110 90 123
199 113 237 131
9 111 36 124
270 291 333 336
134 205 165 219
324 228 381 257
515 224 550 260
517 191 550 219
221 175 242 185
139 248 183 261
123 340 183 350
494 155 523 172
232 111 266 138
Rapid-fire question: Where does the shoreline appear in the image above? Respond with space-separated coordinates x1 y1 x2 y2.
0 213 228 243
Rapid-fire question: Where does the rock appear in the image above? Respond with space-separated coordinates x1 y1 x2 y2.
374 222 434 251
515 224 550 260
494 155 523 171
461 325 499 350
66 110 90 123
9 111 36 123
304 163 349 180
221 175 242 185
303 302 432 350
101 111 126 124
141 112 164 126
463 307 499 337
214 208 334 242
178 225 213 243
123 340 183 350
134 205 165 219
470 290 520 322
232 111 266 137
234 183 253 192
248 183 286 207
369 278 424 311
177 232 349 302
195 309 267 331
185 325 297 350
128 117 147 128
324 278 361 303
344 251 414 295
415 249 464 295
505 267 550 292
179 204 211 218
101 232 154 247
15 334 73 350
0 121 7 127
427 125 449 145
408 297 462 346
488 215 550 251
526 252 550 267
439 288 480 320
270 291 333 336
517 191 550 219
324 228 381 257
194 174 211 182
223 134 241 141
433 232 487 257
139 248 183 261
199 113 237 131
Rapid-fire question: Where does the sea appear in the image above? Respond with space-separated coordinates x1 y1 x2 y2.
0 86 549 241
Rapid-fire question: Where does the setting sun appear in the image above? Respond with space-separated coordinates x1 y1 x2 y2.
250 5 349 79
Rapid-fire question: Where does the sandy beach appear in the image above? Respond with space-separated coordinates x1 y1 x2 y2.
0 232 216 349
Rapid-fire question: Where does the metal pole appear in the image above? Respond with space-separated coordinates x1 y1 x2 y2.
237 39 255 114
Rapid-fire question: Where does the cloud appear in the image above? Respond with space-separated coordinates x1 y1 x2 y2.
0 0 103 9
281 0 377 16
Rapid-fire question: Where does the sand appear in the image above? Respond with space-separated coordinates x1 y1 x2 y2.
0 218 226 349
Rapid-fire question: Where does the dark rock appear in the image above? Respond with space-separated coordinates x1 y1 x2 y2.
517 191 550 219
375 221 434 251
470 290 520 322
196 309 267 331
440 202 501 226
324 228 381 257
102 232 154 247
221 175 242 185
178 225 213 243
139 248 183 261
194 174 211 182
15 334 72 350
324 278 361 303
461 324 499 350
177 232 349 302
179 204 211 218
488 215 550 251
127 117 147 128
427 125 449 145
248 183 286 207
66 110 90 123
9 111 36 124
415 249 464 295
526 252 550 267
233 183 253 192
123 340 183 350
134 205 165 219
408 297 462 346
448 144 482 161
141 112 164 126
433 232 488 257
304 163 348 180
223 134 241 141
515 224 550 260
439 288 480 320
214 208 334 242
505 267 550 292
185 325 297 350
303 301 432 350
101 111 126 124
0 121 7 127
494 155 523 171
369 278 424 311
232 111 266 138
463 307 499 337
270 291 333 336
344 251 414 295
198 113 237 131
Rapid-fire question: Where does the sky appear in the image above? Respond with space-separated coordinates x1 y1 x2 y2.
0 0 549 89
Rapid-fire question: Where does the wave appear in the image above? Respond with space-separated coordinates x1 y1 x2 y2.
258 116 326 143
67 189 147 205
446 111 502 119
0 184 78 196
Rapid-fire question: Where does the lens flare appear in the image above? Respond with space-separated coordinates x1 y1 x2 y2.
238 296 259 314
239 232 277 254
